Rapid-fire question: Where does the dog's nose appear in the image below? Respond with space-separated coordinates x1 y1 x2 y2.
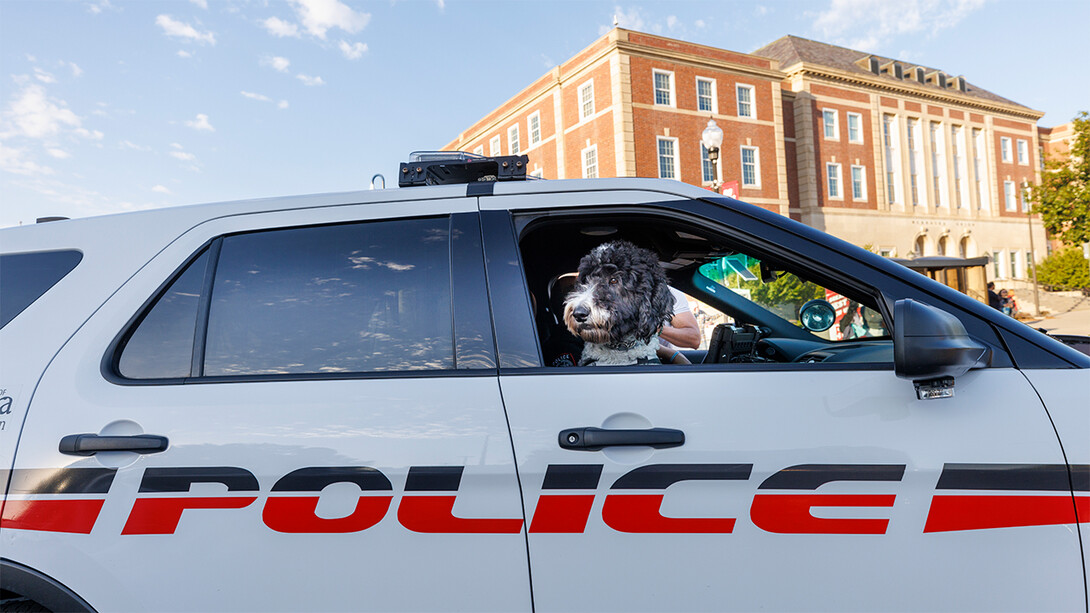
572 304 589 322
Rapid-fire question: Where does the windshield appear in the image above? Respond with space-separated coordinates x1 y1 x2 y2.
697 254 888 341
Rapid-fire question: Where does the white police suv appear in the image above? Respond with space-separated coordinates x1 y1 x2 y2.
2 153 1087 612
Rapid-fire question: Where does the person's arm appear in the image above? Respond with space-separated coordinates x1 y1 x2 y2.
659 310 701 349
657 344 692 364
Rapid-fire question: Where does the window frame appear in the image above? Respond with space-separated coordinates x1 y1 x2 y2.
826 162 843 200
508 124 520 155
657 136 680 180
578 79 595 121
1000 136 1012 163
740 145 761 188
490 135 502 157
1004 180 1016 211
822 109 839 140
582 143 598 179
653 69 675 107
528 111 541 145
1016 139 1028 165
847 112 863 143
736 83 755 118
851 165 867 200
696 76 717 113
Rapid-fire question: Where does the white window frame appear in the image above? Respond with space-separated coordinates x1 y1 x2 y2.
736 83 755 118
822 109 839 140
656 136 679 180
883 114 901 205
700 144 718 184
473 145 484 156
851 165 867 200
1020 184 1030 212
1016 139 1028 165
653 69 675 107
528 111 541 145
508 124 520 155
1000 136 1012 163
907 117 925 207
826 162 842 199
581 144 598 179
529 168 544 179
930 121 946 207
578 79 595 121
973 128 988 211
1004 180 1016 211
740 145 761 188
847 112 863 144
489 135 501 157
696 77 717 113
1009 249 1020 279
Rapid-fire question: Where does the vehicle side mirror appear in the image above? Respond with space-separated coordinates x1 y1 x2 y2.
798 299 835 332
894 299 990 399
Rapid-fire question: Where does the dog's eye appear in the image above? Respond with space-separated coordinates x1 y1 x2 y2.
608 276 618 285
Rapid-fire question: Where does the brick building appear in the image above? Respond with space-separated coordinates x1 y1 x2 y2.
443 28 1056 284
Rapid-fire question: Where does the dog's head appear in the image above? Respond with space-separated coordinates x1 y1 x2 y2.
563 240 674 347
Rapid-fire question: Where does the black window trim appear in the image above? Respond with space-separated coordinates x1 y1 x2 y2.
0 248 84 330
104 213 498 387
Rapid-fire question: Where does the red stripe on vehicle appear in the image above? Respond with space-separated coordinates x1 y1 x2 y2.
122 496 258 535
528 495 595 533
262 495 392 533
0 499 105 533
750 494 896 534
924 495 1088 533
397 496 523 534
602 494 736 533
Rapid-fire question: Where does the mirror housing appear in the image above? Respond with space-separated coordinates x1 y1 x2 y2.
799 299 836 332
894 299 990 382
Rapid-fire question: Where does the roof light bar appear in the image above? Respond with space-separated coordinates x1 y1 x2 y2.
399 151 529 187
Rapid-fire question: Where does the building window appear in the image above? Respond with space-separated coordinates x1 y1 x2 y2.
530 168 544 179
847 112 863 143
882 114 899 204
582 144 598 179
937 235 948 256
579 80 595 121
1009 250 1020 279
1039 145 1046 172
1016 139 1028 165
930 121 945 207
697 77 716 113
653 70 674 106
701 144 714 183
826 163 842 199
736 84 754 118
1004 180 1016 211
508 124 520 155
914 235 927 257
657 137 678 179
823 109 838 140
951 125 965 209
1026 251 1033 277
528 112 541 145
851 165 866 200
741 146 760 187
489 135 501 156
474 145 484 156
1020 184 1029 212
972 128 986 211
1000 136 1012 162
906 118 922 207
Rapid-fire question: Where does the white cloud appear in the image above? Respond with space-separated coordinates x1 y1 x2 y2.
262 56 291 72
170 150 196 161
262 16 300 38
2 84 82 139
68 62 83 77
0 145 54 176
184 113 215 132
120 140 150 151
86 0 113 14
277 100 289 109
695 19 706 28
289 0 370 39
242 91 272 102
155 14 216 45
666 15 679 30
338 40 368 59
177 50 193 58
151 184 172 194
47 148 71 159
812 0 987 51
189 0 208 9
74 128 104 140
436 0 445 9
296 74 325 86
170 142 184 149
34 68 57 84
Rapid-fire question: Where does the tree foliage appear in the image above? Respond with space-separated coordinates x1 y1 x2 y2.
1036 246 1090 290
743 272 824 307
1031 111 1090 247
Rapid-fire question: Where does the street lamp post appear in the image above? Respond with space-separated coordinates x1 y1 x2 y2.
701 119 724 192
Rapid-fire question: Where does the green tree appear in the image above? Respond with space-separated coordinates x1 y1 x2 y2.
1031 111 1090 247
1036 246 1090 290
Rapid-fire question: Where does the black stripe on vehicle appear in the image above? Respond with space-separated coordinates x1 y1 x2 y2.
271 467 393 492
758 464 906 490
1072 465 1089 492
611 464 752 490
4 468 117 495
404 466 463 492
542 464 603 490
137 467 259 493
935 463 1073 491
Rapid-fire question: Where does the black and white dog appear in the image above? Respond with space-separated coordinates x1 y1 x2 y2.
563 240 675 366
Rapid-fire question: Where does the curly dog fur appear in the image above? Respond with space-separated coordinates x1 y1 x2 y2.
563 240 675 366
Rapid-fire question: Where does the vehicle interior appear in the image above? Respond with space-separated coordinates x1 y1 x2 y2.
516 210 893 367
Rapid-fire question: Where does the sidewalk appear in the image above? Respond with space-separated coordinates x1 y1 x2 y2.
1022 307 1090 336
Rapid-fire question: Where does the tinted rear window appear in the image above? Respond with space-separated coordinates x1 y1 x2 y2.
0 250 83 329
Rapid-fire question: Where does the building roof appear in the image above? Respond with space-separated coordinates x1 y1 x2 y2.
753 35 1035 113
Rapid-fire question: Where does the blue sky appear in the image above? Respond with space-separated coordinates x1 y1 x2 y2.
2 0 1087 227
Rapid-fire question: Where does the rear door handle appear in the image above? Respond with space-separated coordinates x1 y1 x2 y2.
558 427 684 451
59 434 169 456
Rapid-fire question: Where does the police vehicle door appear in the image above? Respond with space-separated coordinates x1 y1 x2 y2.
5 197 531 612
479 193 1084 613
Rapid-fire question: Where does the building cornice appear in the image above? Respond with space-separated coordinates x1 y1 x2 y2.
615 39 784 82
784 62 1045 121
